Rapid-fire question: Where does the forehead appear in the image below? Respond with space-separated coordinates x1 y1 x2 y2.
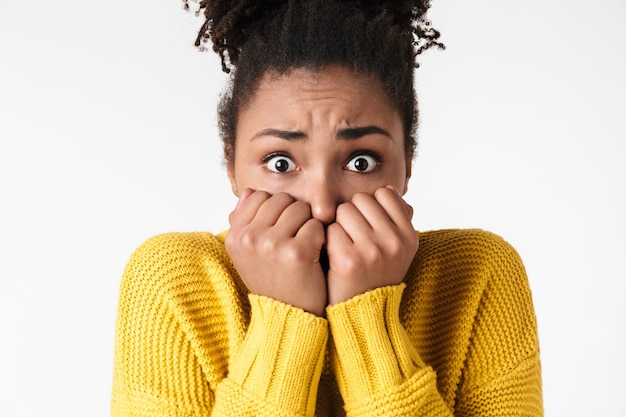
260 66 381 96
239 66 399 128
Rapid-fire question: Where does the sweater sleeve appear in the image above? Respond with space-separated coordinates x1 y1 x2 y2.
211 294 328 417
326 284 453 417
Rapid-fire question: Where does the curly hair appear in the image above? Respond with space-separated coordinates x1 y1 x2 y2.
183 0 444 165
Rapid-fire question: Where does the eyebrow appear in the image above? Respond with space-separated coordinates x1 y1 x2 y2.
251 129 307 141
250 126 392 141
337 126 392 140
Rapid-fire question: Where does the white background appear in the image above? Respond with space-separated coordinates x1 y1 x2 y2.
1 0 625 415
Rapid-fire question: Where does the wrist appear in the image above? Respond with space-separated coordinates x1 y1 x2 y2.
326 284 424 404
228 294 328 415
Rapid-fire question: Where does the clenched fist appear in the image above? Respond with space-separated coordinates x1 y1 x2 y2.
225 189 328 316
225 186 418 315
326 186 418 305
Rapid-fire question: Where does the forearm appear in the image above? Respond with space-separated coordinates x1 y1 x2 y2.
327 284 453 416
212 294 328 417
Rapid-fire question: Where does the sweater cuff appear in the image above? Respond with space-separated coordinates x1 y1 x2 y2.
326 284 425 405
228 294 328 416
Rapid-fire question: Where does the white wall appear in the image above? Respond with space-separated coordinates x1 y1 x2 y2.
1 0 624 415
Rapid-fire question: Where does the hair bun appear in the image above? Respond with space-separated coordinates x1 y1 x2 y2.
183 0 285 72
184 0 443 72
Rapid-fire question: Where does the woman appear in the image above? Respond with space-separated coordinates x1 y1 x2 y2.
111 1 543 416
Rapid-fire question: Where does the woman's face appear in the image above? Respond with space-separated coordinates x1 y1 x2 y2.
228 65 411 225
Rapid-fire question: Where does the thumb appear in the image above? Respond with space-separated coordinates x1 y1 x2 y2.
229 188 255 225
385 185 413 220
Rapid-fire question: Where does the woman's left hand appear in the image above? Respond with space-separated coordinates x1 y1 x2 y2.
325 186 419 305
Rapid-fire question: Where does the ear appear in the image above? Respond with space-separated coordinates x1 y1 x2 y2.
402 158 412 195
227 163 239 197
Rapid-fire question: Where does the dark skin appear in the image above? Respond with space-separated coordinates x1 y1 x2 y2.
225 66 418 317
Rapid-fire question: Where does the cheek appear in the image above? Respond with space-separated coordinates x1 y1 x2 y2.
387 155 409 189
232 161 284 195
233 166 260 192
230 155 257 195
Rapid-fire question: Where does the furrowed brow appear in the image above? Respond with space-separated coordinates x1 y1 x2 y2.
337 126 392 140
251 129 307 141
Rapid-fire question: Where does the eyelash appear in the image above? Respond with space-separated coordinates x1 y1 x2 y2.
262 151 290 163
261 150 383 173
345 150 383 173
262 152 297 173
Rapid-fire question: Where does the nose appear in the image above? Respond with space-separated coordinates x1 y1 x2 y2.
299 175 343 225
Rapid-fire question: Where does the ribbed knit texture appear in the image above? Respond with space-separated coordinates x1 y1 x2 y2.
111 229 542 416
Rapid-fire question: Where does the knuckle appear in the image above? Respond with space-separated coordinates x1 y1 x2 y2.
304 218 325 237
351 192 370 205
335 202 352 218
256 190 272 199
260 233 280 253
274 192 295 204
281 244 304 263
386 235 404 256
340 254 361 274
224 233 236 253
364 245 384 264
374 187 390 199
239 228 259 250
292 199 312 215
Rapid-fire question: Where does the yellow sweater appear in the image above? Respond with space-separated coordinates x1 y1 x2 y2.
111 229 542 416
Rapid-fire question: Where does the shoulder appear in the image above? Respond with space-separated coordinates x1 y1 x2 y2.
407 231 540 403
119 231 238 303
410 229 534 324
407 229 531 310
416 228 524 274
117 231 248 338
124 231 230 276
403 229 538 386
418 228 517 254
128 231 228 263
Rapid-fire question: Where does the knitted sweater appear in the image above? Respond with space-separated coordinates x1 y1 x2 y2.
111 229 542 416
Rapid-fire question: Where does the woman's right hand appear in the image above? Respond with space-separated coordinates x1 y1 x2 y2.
225 189 328 316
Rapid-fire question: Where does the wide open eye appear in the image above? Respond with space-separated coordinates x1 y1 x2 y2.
345 153 379 173
264 154 297 173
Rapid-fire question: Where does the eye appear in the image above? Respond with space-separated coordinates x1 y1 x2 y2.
345 153 379 173
264 153 297 173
